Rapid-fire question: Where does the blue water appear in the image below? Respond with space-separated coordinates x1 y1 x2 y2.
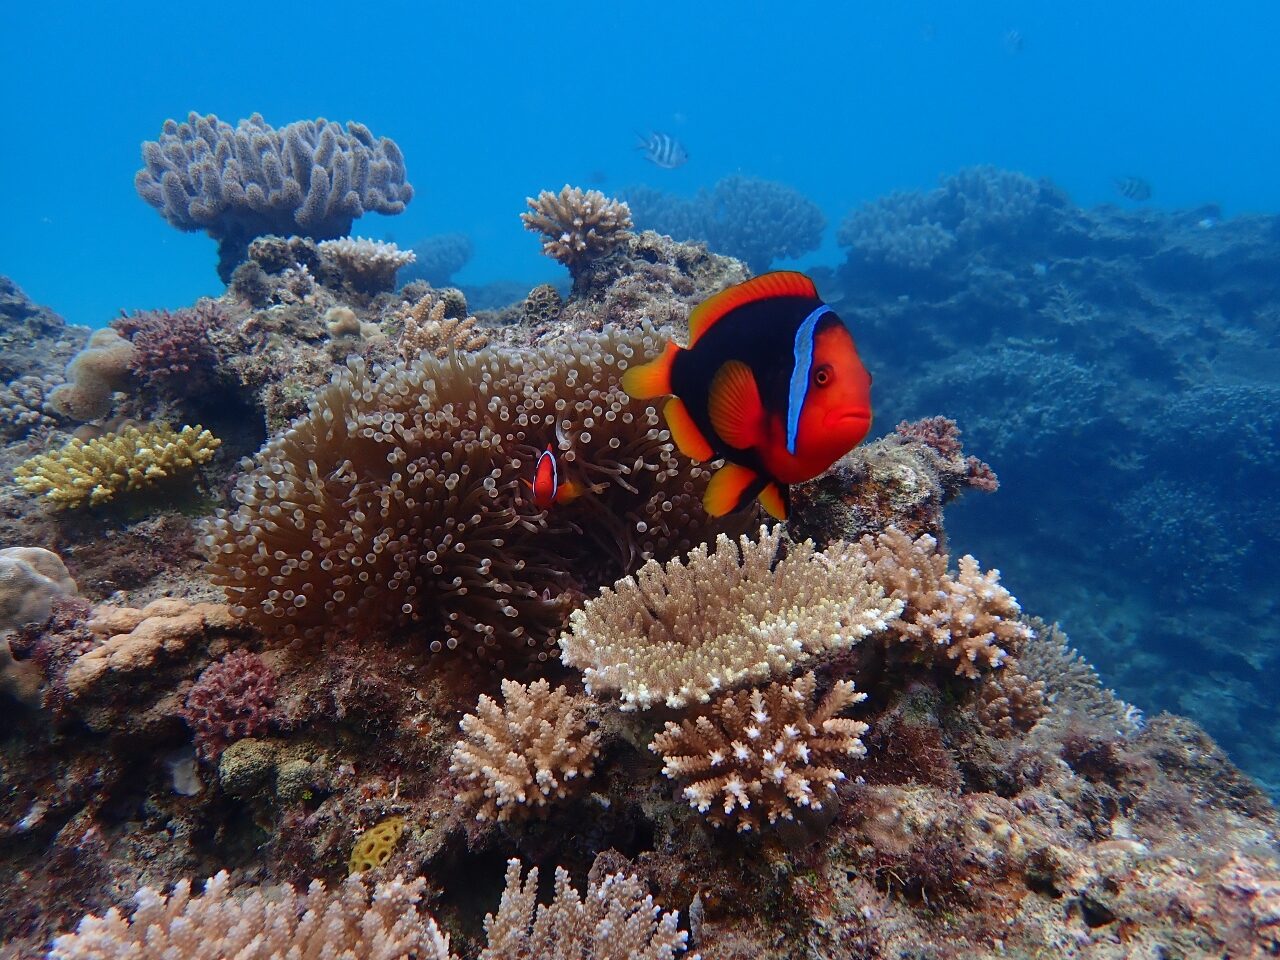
2 1 1276 326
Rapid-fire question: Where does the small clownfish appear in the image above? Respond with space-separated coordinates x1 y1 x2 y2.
524 445 583 509
622 271 873 521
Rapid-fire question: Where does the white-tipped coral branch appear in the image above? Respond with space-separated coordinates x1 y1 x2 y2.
521 185 633 274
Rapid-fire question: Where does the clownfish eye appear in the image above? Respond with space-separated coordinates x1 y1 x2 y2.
813 364 834 387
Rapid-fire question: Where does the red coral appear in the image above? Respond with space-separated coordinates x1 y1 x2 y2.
896 416 999 494
895 416 963 457
112 302 223 397
181 649 277 760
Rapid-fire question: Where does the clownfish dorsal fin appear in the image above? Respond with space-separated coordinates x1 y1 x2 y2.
663 397 715 461
622 341 680 399
688 271 820 345
707 360 766 450
703 463 764 517
757 482 790 521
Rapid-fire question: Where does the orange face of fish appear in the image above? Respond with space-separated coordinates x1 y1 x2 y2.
761 324 872 485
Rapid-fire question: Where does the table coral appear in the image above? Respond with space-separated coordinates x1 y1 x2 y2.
135 112 414 281
650 672 868 832
559 524 902 710
14 423 221 509
450 678 600 822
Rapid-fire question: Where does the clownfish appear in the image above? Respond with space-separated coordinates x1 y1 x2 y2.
523 445 583 509
622 272 872 520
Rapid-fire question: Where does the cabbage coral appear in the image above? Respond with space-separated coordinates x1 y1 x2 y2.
202 328 729 665
14 424 220 509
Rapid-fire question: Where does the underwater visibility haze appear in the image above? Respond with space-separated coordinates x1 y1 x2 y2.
0 1 1278 957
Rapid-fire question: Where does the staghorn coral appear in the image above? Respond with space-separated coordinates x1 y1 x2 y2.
47 328 135 423
202 328 727 664
180 649 277 760
450 678 600 822
650 672 868 832
559 525 902 710
14 423 220 509
522 186 633 277
136 112 414 281
397 291 488 360
480 858 693 960
112 302 223 399
348 816 407 873
317 237 416 296
854 526 1030 679
47 870 454 960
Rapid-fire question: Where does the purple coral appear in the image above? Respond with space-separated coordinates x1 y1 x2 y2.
112 303 222 399
181 650 277 760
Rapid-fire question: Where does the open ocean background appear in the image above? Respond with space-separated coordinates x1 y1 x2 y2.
2 0 1278 789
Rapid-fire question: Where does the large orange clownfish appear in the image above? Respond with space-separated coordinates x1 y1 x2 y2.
622 272 872 520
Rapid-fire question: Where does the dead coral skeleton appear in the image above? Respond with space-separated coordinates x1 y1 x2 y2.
650 672 869 832
559 524 902 710
450 678 600 821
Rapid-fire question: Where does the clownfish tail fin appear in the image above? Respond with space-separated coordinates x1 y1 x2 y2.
621 341 680 399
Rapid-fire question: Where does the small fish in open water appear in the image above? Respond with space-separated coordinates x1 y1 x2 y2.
623 272 873 520
636 131 689 169
1114 176 1152 201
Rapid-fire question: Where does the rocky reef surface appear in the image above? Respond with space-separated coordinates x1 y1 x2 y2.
0 178 1277 959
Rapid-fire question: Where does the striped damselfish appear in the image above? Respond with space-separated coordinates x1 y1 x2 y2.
622 272 872 520
636 131 689 169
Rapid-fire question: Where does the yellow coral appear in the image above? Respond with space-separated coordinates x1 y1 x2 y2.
349 816 407 874
14 423 220 509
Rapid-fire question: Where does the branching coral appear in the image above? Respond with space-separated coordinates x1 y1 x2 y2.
397 290 488 360
559 525 902 710
14 424 220 509
202 328 727 664
47 329 135 422
181 650 277 760
480 859 693 960
522 186 633 277
112 302 223 399
650 672 868 832
136 112 414 281
450 678 600 821
317 237 416 296
47 871 454 960
974 667 1048 738
1017 618 1141 734
853 527 1030 679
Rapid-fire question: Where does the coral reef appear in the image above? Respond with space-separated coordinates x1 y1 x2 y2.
396 290 488 360
111 303 222 401
522 282 564 325
0 547 77 703
47 329 135 423
180 649 277 760
14 423 220 509
521 186 633 280
202 328 730 665
136 112 413 280
450 678 600 822
559 525 902 710
481 858 692 960
650 672 868 831
316 237 415 297
47 871 453 960
0 374 62 440
348 816 407 873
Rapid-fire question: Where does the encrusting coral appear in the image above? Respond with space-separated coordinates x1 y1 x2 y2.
480 858 694 960
521 186 633 278
450 678 600 822
854 525 1030 678
559 524 902 710
14 423 221 509
135 112 414 281
47 870 454 960
202 327 728 664
650 672 868 832
348 816 407 873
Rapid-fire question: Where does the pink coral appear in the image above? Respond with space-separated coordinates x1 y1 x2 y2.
112 302 222 397
895 416 964 457
180 649 277 759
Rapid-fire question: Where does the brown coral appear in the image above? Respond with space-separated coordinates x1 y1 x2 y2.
317 237 416 296
450 678 600 821
396 291 488 360
649 672 868 832
480 858 692 960
47 328 136 422
974 664 1048 737
202 328 728 664
559 524 901 710
854 526 1030 679
521 186 633 276
523 283 564 325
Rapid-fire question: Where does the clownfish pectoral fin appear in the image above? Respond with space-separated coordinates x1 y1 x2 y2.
707 360 767 450
554 478 583 505
621 341 680 399
663 397 715 461
757 481 790 521
688 271 820 345
703 463 765 517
